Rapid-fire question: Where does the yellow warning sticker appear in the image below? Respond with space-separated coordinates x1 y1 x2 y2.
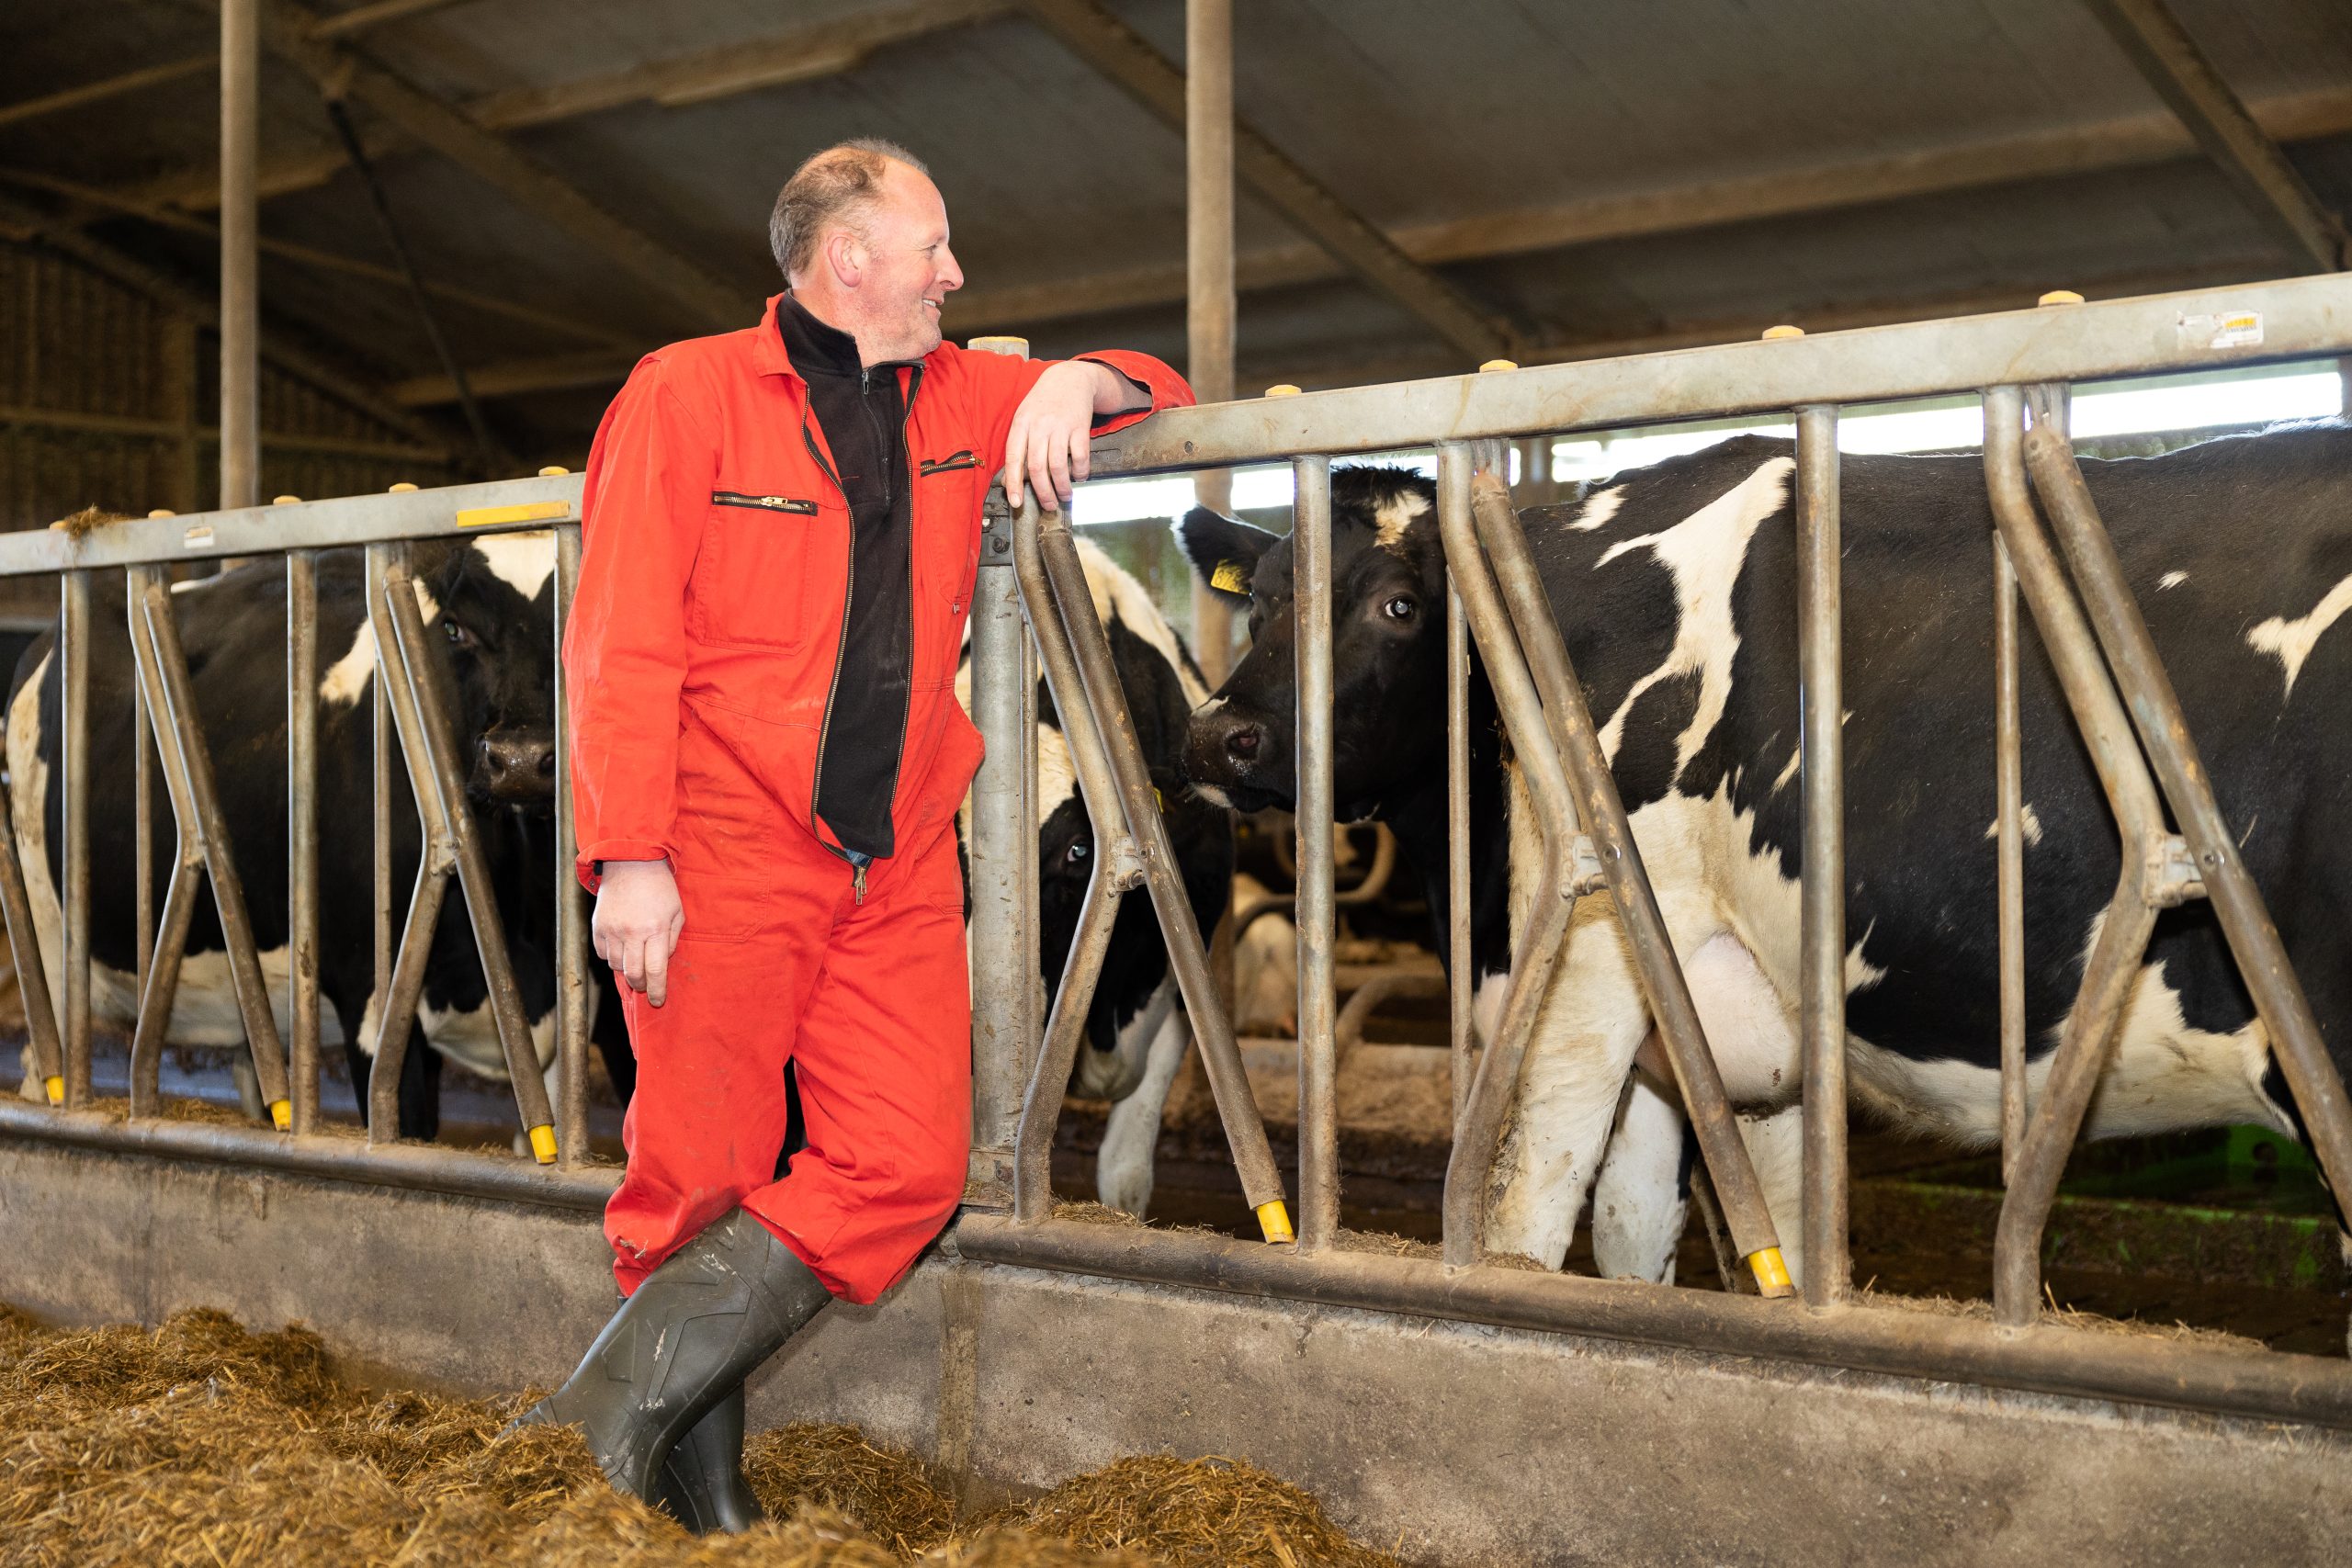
455 500 571 529
1210 559 1250 593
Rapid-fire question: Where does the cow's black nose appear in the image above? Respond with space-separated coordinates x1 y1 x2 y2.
1225 725 1262 761
481 733 556 801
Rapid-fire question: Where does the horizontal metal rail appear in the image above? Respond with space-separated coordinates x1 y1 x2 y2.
1084 275 2352 475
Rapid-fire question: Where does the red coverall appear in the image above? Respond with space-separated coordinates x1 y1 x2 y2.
566 294 1190 1304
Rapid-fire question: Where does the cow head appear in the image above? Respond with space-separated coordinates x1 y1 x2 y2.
1179 466 1447 820
417 532 560 807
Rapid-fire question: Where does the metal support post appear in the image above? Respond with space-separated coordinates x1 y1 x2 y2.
1446 560 1473 1132
219 0 261 513
1994 536 2028 1182
1796 405 1849 1307
60 570 90 1108
1186 0 1236 682
1293 454 1339 1253
287 549 322 1134
969 489 1035 1204
552 523 590 1165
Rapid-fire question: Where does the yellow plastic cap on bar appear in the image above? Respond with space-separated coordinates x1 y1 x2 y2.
1478 358 1519 373
146 509 175 519
1760 324 1804 341
388 482 420 492
2039 288 2084 306
967 335 1030 358
528 1124 559 1165
1263 384 1302 398
537 465 571 477
1256 1200 1295 1244
272 494 301 506
43 1076 63 1106
269 1099 292 1131
1747 1247 1793 1296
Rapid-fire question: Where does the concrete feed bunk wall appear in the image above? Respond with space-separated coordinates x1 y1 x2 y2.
1 1134 2346 1567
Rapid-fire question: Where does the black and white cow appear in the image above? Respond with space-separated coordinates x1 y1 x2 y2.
959 536 1233 1215
1181 434 2352 1283
6 532 627 1139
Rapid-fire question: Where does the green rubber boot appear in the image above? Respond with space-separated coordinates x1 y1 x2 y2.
515 1209 828 1508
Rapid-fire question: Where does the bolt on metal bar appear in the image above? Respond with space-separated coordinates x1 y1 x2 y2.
1433 442 1582 1269
378 548 558 1161
1461 460 1792 1295
1293 454 1340 1255
1982 385 2175 1327
1795 404 1849 1308
287 548 322 1135
1994 536 2029 1184
552 522 590 1167
967 493 1034 1204
1445 565 1474 1134
2018 384 2352 1292
124 566 292 1126
60 570 91 1109
1013 838 1143 1222
1015 491 1293 1241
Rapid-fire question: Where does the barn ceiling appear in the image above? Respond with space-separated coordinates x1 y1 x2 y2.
1 0 2346 466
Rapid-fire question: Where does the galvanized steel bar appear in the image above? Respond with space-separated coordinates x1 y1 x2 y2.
1446 568 1473 1131
60 570 91 1108
1994 536 2028 1183
0 761 63 1105
1434 442 1580 1269
1185 0 1236 685
380 552 558 1161
1292 454 1340 1254
2019 388 2352 1296
124 567 200 1119
1464 465 1791 1294
1795 405 1849 1307
1018 495 1292 1239
552 523 590 1167
1084 276 2352 479
287 548 322 1135
967 490 1033 1202
1012 842 1139 1223
133 644 153 1007
132 571 293 1123
217 0 260 513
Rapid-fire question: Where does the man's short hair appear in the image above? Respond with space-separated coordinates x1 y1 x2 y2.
769 139 930 283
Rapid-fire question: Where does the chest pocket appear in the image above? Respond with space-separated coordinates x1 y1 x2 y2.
918 452 984 611
690 490 828 652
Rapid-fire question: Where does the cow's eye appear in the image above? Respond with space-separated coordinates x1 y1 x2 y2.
445 621 476 649
1066 841 1090 863
1383 595 1418 621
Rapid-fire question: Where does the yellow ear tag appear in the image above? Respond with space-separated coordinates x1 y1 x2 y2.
1210 560 1250 593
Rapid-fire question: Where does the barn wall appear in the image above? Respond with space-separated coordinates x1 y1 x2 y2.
0 238 451 622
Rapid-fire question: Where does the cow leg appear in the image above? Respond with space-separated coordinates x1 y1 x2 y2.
1097 987 1191 1216
1486 899 1656 1270
1589 1065 1690 1283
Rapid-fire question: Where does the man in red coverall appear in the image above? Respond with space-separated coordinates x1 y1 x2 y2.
518 140 1191 1531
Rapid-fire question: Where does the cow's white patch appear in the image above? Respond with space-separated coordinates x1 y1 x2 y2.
356 987 557 1080
6 652 62 1043
318 578 444 708
1096 982 1192 1215
1232 873 1297 1035
472 530 556 602
1592 457 1795 775
1568 488 1623 532
1983 803 2044 845
2246 570 2352 697
1075 536 1204 704
1372 491 1430 552
1589 1073 1687 1281
2158 570 2188 591
1770 749 1799 795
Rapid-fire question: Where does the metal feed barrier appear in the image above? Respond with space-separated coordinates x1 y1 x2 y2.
0 477 595 1166
6 276 2352 1435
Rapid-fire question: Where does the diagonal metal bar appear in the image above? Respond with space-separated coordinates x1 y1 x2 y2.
1019 0 1519 362
1459 459 1791 1294
1014 837 1143 1222
379 548 558 1160
2079 0 2347 271
124 567 293 1127
0 767 65 1106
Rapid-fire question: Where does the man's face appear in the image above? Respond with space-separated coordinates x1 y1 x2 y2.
851 164 964 362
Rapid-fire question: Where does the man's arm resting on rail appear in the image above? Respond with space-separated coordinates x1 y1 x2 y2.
593 858 684 1009
1001 358 1155 513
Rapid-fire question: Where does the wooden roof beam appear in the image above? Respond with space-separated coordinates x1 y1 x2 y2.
2079 0 2347 271
1017 0 1520 365
0 55 216 131
256 0 754 331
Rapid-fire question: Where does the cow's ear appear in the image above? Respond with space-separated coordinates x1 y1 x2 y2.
1178 507 1277 605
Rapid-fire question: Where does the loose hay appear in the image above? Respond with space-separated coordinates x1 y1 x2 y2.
0 1307 1395 1567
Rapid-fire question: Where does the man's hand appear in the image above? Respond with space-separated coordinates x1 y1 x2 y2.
594 858 685 1008
1001 360 1148 513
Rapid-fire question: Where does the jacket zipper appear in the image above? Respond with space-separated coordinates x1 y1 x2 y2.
711 491 818 514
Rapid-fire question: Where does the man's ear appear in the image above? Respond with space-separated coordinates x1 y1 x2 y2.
1178 507 1278 606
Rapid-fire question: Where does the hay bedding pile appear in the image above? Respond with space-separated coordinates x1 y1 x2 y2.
0 1306 1400 1567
